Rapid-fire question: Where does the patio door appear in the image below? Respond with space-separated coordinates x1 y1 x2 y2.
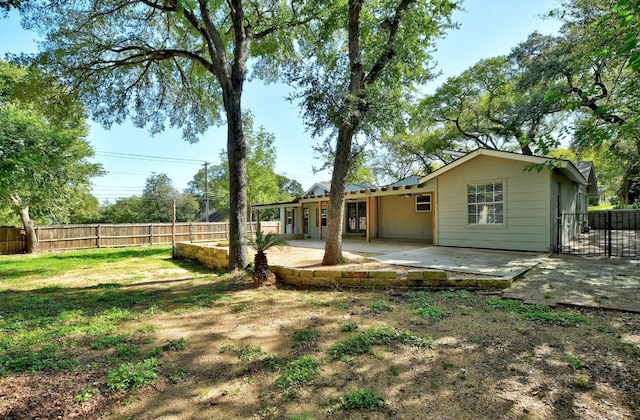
347 202 367 234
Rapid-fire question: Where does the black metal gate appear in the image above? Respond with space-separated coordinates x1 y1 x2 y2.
558 210 640 257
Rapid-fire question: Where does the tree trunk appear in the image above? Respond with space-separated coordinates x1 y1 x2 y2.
322 0 364 265
225 91 249 270
322 126 356 265
9 193 39 253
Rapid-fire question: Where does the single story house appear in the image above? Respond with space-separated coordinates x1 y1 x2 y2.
253 149 598 252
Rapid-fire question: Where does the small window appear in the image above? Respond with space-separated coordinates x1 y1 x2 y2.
415 194 432 212
467 181 504 224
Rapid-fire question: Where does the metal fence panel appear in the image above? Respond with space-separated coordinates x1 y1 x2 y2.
558 211 639 257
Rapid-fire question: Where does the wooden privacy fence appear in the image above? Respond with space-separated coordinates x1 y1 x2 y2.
0 221 280 254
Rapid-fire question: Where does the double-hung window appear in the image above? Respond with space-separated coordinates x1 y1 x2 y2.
467 182 504 224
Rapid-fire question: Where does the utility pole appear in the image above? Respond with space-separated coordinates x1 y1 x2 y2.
204 161 210 222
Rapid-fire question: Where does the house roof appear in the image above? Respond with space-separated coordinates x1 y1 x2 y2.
575 161 599 196
253 148 594 209
418 148 588 186
386 174 421 187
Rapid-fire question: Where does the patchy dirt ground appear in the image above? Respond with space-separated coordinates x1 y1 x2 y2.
1 247 639 419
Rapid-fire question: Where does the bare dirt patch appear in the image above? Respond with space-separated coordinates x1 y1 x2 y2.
1 248 639 419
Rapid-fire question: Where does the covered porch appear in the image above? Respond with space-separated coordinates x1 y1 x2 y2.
252 183 436 243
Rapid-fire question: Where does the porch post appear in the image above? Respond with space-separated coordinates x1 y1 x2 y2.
431 192 437 245
300 204 304 238
366 196 371 242
319 200 323 240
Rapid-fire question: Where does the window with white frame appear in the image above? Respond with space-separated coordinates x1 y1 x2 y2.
467 181 504 224
415 194 432 212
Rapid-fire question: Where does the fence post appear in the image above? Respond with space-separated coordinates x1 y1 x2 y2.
607 211 612 258
149 224 154 245
190 223 194 243
97 225 101 248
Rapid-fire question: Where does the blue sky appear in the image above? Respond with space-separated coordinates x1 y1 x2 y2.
0 0 561 201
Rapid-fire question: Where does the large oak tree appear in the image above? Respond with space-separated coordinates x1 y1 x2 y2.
22 0 314 269
282 0 458 264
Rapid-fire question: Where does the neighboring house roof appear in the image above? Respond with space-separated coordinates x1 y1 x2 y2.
386 175 421 187
197 209 230 223
302 182 331 197
303 182 376 197
575 161 599 196
418 148 588 187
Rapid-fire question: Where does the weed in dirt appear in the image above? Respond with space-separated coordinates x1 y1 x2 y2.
323 300 350 310
174 292 227 308
0 344 78 375
409 292 447 321
162 338 189 352
74 387 99 403
340 323 358 332
91 335 126 350
292 329 321 348
438 290 470 299
147 347 163 358
329 325 433 360
369 302 393 311
240 346 265 361
389 365 400 376
544 293 555 299
221 343 241 353
339 388 387 410
564 354 584 369
232 303 251 313
486 298 590 326
275 355 319 397
106 358 159 391
288 413 313 420
114 344 141 359
168 365 188 383
574 375 594 390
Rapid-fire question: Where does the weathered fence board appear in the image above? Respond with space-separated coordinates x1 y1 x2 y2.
0 221 279 254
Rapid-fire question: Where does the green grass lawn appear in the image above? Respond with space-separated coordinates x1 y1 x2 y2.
588 204 615 210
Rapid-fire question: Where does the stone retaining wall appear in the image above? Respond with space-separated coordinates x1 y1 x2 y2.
270 265 511 289
173 242 512 289
174 242 229 270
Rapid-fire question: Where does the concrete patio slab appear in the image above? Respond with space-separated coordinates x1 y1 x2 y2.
502 255 640 313
371 246 549 278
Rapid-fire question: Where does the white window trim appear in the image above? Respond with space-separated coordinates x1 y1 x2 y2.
467 180 505 225
415 194 432 212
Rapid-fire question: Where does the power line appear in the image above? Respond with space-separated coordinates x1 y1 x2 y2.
95 151 212 165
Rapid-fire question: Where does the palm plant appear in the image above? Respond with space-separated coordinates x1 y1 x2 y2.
247 231 287 286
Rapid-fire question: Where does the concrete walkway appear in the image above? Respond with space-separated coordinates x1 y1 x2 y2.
502 254 640 313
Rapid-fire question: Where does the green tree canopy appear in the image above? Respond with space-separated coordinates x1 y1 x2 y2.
0 60 102 252
21 0 317 269
276 0 459 264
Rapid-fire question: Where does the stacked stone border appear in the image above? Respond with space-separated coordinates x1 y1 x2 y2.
174 242 229 270
173 242 512 289
271 265 511 289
